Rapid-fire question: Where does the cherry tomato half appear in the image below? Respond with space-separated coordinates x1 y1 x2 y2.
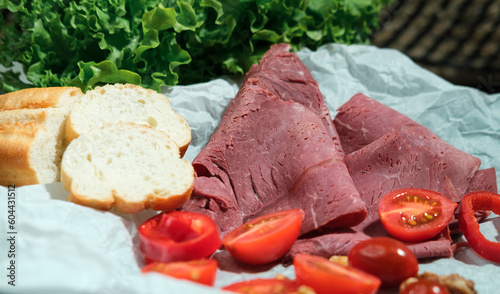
138 211 222 263
458 191 500 263
400 279 450 294
222 278 301 294
348 237 418 287
141 259 218 286
294 254 381 294
222 209 303 265
378 188 458 242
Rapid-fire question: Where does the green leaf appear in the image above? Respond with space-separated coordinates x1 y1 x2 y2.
71 60 141 92
143 6 177 31
174 0 199 32
0 0 393 92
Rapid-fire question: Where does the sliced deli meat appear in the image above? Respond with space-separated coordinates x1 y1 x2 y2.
346 124 481 203
334 92 417 154
182 44 367 236
288 95 484 260
465 167 498 194
334 93 492 197
239 44 343 154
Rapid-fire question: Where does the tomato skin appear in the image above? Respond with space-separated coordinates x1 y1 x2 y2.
222 209 303 265
378 188 458 242
400 279 450 294
222 278 301 293
141 259 218 286
294 254 381 294
348 237 418 287
458 191 500 263
138 211 222 263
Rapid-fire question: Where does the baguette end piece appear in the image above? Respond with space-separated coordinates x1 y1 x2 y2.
0 87 82 186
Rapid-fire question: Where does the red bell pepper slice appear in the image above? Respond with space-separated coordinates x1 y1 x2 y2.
458 191 500 263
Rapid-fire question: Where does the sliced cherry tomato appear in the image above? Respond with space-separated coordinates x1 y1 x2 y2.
141 259 218 286
400 279 450 294
138 211 221 263
378 188 458 242
458 191 500 263
222 209 303 265
294 254 381 294
222 278 301 293
348 237 418 287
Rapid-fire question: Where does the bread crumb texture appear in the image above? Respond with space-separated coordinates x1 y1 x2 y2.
61 122 194 214
65 83 191 156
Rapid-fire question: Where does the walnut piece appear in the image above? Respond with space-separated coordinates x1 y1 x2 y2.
400 271 477 294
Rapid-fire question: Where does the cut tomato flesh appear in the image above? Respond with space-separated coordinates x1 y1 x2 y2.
294 254 381 294
138 211 222 263
222 209 303 265
378 188 457 242
141 259 218 286
222 278 301 293
458 191 500 263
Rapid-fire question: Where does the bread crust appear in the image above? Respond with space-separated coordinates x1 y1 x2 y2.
0 114 45 186
0 130 39 186
64 114 78 144
0 87 82 110
115 184 194 214
61 160 194 214
65 83 191 156
61 122 195 213
0 87 82 187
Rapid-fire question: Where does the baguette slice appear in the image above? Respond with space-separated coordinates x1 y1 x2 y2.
65 83 191 157
0 87 83 186
61 122 194 214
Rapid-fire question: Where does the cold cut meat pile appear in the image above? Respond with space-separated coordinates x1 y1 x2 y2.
182 43 367 236
180 44 498 262
289 94 497 260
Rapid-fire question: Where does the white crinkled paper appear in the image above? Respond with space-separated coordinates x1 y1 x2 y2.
1 43 500 293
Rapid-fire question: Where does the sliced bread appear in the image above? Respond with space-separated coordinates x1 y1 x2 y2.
61 122 195 214
65 83 191 157
0 87 83 186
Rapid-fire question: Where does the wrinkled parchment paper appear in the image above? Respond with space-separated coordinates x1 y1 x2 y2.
1 43 500 293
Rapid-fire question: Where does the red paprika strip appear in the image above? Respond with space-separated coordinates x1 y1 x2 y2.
458 191 500 263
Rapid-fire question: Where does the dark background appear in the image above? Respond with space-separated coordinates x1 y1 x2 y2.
371 0 500 94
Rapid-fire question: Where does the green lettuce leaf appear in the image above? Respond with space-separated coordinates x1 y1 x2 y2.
0 0 392 92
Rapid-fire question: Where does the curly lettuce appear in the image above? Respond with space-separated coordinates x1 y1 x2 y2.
0 0 392 92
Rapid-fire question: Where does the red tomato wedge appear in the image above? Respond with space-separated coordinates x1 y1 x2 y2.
141 259 218 286
378 188 458 242
458 191 500 263
348 237 418 287
222 209 303 265
294 254 381 294
138 211 221 263
222 278 301 293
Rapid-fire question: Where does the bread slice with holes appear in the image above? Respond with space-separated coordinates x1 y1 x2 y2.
61 122 194 213
0 87 83 186
65 83 191 157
